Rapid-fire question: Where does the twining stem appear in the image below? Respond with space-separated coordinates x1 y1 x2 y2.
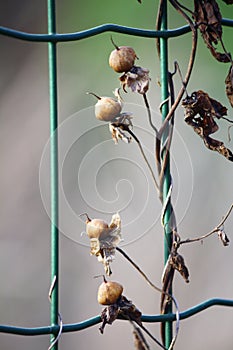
116 246 180 350
48 276 63 350
158 0 197 138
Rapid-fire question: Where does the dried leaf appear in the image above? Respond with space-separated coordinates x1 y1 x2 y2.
118 296 142 325
217 229 230 246
119 66 150 94
99 295 142 334
182 90 227 120
225 65 233 107
182 90 233 161
222 0 233 3
169 252 190 283
99 304 119 334
193 0 231 62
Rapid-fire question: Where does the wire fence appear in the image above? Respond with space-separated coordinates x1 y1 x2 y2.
0 1 233 349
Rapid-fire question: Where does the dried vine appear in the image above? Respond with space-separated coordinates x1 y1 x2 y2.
82 1 233 349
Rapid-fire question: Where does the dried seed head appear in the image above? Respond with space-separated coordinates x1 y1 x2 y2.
86 218 109 239
88 92 122 122
97 280 123 305
109 38 137 73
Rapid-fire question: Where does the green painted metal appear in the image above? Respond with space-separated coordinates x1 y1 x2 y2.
159 2 173 348
47 0 59 349
0 18 233 42
0 298 232 336
0 2 233 349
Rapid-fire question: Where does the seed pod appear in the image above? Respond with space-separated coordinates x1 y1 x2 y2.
88 92 122 122
97 279 123 305
86 218 109 239
109 38 137 73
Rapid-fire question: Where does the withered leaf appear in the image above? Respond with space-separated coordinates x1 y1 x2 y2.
222 0 233 3
99 304 119 334
170 252 190 283
193 0 231 62
225 65 233 107
182 90 228 120
118 296 142 325
99 295 142 334
182 90 233 161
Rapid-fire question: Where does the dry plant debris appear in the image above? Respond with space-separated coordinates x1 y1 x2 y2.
193 0 231 62
182 90 233 161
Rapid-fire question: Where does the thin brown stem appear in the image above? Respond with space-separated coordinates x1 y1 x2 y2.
131 323 151 350
143 93 159 135
155 0 165 58
127 318 166 350
118 125 159 191
139 323 167 350
158 0 197 138
179 204 233 246
116 246 162 293
116 246 180 349
173 0 194 16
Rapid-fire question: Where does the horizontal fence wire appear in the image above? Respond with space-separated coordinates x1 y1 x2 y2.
0 10 233 341
0 299 233 336
0 18 233 42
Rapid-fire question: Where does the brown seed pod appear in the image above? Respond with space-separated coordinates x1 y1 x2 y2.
109 38 137 73
97 279 123 305
86 218 109 239
87 92 122 122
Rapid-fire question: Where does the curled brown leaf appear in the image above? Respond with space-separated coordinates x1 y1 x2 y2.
225 65 233 107
169 252 190 283
99 295 142 334
193 0 231 62
182 90 233 161
222 0 233 4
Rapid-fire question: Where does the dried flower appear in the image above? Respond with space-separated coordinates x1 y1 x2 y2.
119 66 150 94
86 213 122 275
109 113 133 144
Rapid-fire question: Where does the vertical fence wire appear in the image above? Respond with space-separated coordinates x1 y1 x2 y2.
47 0 59 349
160 1 173 348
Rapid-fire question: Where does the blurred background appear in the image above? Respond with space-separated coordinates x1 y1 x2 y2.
0 1 233 349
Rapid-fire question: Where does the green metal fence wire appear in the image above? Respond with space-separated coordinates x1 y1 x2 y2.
0 1 233 349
